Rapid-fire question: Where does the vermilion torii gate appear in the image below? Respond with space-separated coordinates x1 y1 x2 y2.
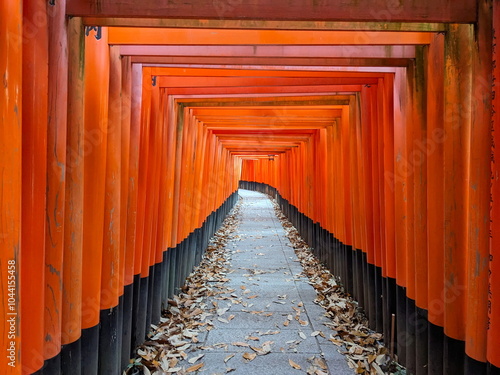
1 1 499 374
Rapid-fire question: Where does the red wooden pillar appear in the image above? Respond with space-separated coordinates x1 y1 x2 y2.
425 32 446 374
488 0 500 370
381 75 396 281
21 0 49 372
443 23 473 373
465 0 493 369
426 33 446 327
45 0 68 368
81 25 110 374
121 60 139 367
99 44 122 374
0 0 22 373
61 16 85 372
409 48 428 375
120 57 132 296
134 67 153 346
129 64 143 284
393 67 409 364
164 92 178 250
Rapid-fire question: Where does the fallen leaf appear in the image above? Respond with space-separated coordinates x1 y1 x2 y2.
289 359 301 370
188 354 204 364
224 354 235 363
232 342 250 347
186 362 204 372
242 352 257 361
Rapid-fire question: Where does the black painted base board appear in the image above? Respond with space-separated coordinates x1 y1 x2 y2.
99 304 120 374
121 283 134 369
81 324 99 374
60 338 82 375
41 354 61 375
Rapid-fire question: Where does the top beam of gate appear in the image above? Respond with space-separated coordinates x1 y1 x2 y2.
67 0 476 23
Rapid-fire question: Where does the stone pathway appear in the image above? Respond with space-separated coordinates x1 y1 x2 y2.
191 189 353 375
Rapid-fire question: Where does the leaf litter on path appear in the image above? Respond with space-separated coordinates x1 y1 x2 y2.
272 199 406 375
124 200 243 375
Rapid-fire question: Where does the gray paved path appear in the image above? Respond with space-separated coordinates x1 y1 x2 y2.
193 189 353 375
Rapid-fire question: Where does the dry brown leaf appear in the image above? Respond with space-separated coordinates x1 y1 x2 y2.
188 354 204 364
232 342 250 347
312 357 327 370
242 352 257 361
224 354 235 363
289 359 301 370
186 362 204 372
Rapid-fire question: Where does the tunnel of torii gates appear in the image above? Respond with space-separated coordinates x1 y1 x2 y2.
1 0 500 374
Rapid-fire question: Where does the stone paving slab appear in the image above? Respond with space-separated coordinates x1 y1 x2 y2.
191 189 353 374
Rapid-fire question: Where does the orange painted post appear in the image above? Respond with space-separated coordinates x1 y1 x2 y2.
464 0 493 370
404 65 416 310
81 25 110 374
443 24 473 373
381 75 396 280
351 97 368 306
170 103 185 249
99 44 122 374
130 64 146 351
119 56 133 367
129 63 142 280
408 49 428 374
176 108 192 244
393 67 409 364
425 33 446 373
400 62 417 372
136 69 154 341
378 75 397 349
360 86 375 320
368 86 383 327
191 121 205 232
374 81 386 335
21 0 49 372
61 16 85 372
348 98 361 257
160 89 173 304
45 0 68 369
488 1 500 369
145 82 162 326
164 94 179 252
0 0 22 373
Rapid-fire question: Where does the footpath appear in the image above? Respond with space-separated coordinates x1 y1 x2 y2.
186 189 353 374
